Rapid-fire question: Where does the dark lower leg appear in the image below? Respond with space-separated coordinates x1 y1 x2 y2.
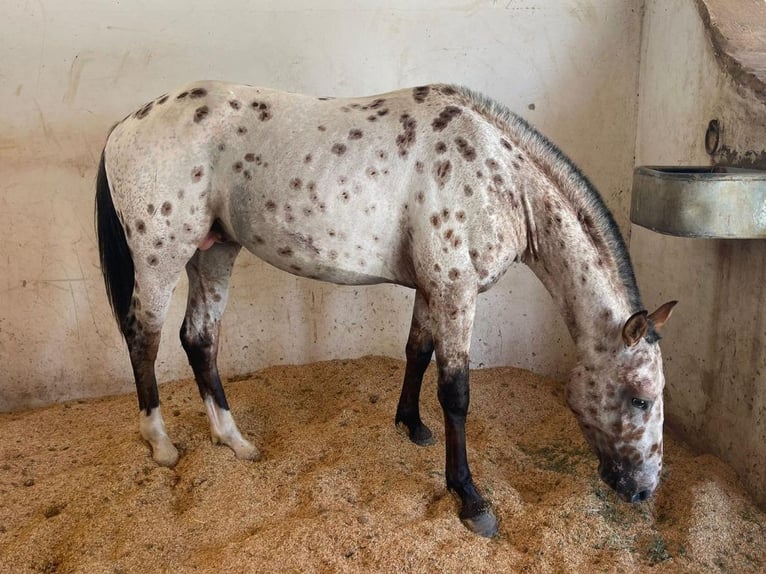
180 319 228 410
124 315 178 466
438 365 497 537
124 312 161 415
395 292 435 445
395 342 434 445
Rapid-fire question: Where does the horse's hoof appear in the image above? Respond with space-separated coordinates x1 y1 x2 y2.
152 442 179 468
396 420 435 446
461 508 499 538
233 441 262 462
410 424 436 446
212 434 262 462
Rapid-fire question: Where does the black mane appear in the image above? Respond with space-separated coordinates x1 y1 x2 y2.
455 86 655 338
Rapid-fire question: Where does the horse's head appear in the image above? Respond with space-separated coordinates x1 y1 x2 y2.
566 301 677 503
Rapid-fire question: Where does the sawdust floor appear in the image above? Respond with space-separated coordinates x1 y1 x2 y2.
0 356 764 573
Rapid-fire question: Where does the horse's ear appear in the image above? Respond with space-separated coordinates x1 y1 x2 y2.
648 300 677 332
622 310 649 347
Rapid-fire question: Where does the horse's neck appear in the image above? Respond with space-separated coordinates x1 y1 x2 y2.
523 185 633 356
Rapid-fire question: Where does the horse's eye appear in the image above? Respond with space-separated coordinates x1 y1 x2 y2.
631 397 649 410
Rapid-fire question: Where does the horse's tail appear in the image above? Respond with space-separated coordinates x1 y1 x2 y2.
95 148 134 331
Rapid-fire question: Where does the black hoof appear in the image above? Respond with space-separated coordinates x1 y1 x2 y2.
461 507 499 538
396 419 435 446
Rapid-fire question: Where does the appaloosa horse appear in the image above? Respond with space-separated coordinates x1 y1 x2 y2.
96 81 676 537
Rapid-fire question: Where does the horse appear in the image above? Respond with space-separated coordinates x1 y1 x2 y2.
95 81 676 537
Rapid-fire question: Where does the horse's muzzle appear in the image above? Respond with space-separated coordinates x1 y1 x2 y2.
598 460 656 503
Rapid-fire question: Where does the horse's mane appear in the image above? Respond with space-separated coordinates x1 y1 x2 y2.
453 86 657 340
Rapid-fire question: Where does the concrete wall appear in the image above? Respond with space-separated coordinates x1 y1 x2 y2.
632 0 766 507
0 0 644 411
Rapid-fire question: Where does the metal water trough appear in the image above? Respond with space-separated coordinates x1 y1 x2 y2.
631 166 766 238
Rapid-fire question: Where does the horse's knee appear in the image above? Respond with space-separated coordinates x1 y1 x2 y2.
180 320 215 362
437 366 470 416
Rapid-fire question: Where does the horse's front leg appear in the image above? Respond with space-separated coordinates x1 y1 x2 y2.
429 285 498 538
395 289 436 445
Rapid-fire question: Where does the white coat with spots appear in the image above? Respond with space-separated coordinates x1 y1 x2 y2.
96 81 676 537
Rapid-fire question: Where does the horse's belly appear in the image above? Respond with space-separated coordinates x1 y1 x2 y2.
247 238 407 287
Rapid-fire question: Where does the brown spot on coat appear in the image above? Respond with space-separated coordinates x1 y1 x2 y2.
176 91 189 100
432 160 452 189
348 129 363 140
161 202 172 216
435 141 447 154
135 220 146 234
290 178 303 190
369 98 386 109
448 268 460 280
413 86 430 103
229 100 241 109
135 102 153 119
233 161 243 173
265 200 277 211
431 106 462 131
396 114 417 157
277 247 293 257
157 95 169 105
193 105 209 123
455 137 476 161
244 153 256 162
147 204 155 215
430 214 441 228
237 126 248 135
331 143 347 156
463 184 474 197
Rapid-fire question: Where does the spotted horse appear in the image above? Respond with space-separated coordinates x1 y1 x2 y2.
95 81 677 537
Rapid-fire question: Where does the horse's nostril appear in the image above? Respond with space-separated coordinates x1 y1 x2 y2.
630 489 651 503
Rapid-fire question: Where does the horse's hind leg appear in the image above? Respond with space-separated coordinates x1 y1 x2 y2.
180 242 260 461
395 290 436 445
126 269 188 468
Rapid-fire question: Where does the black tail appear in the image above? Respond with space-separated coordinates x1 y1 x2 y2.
95 149 134 331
